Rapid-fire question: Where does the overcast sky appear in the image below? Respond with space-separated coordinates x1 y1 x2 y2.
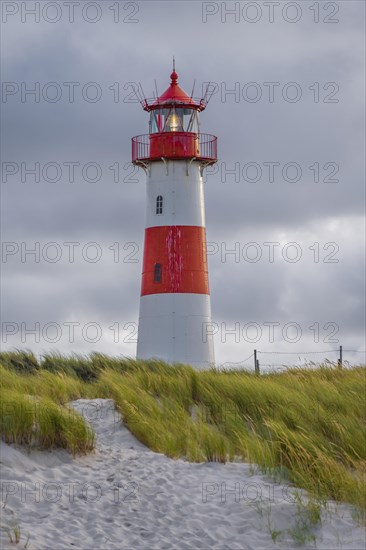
1 0 365 369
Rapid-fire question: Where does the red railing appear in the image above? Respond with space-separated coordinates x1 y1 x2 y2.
132 132 217 164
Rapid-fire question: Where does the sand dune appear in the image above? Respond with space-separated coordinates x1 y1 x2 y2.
1 399 364 549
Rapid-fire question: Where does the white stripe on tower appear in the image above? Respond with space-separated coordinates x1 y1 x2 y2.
145 162 205 228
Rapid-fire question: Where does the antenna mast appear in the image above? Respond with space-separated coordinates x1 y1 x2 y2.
190 79 196 99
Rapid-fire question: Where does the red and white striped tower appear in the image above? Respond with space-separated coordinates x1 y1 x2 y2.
132 64 217 369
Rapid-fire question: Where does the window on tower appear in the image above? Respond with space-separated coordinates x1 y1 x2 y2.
156 195 163 215
154 263 162 283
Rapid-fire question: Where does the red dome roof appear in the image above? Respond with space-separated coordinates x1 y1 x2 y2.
142 69 206 111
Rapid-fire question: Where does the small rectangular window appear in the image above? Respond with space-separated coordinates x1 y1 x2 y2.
154 263 162 283
156 195 163 215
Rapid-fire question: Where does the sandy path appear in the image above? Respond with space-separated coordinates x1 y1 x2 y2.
0 399 364 549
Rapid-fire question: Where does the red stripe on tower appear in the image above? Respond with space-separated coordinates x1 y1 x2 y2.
141 226 209 296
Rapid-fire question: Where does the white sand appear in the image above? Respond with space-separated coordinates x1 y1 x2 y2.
1 399 364 549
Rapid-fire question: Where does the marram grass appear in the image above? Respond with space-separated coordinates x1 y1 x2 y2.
0 388 94 455
0 351 365 512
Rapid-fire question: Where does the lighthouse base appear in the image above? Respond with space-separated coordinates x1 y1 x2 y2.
136 293 215 370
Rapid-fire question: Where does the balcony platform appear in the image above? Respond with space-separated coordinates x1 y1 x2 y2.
132 132 217 165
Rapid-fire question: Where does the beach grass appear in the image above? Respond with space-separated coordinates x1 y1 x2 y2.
0 350 365 512
0 387 95 455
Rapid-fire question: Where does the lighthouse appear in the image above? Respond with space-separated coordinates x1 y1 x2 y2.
132 64 217 369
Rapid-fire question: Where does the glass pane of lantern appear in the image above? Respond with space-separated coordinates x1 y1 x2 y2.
165 108 183 132
181 109 190 131
180 109 199 133
189 112 199 133
151 110 168 133
150 112 159 133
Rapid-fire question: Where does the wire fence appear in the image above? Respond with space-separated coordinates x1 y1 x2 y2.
220 346 366 373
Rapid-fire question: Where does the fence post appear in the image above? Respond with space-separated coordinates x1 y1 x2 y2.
338 345 343 367
254 349 260 375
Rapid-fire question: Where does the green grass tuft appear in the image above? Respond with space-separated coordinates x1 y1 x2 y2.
0 387 94 455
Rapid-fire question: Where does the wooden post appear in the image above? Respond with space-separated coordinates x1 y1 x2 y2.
338 345 343 367
254 350 260 375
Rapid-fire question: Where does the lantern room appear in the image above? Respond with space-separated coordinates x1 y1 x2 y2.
149 107 199 134
132 66 217 165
